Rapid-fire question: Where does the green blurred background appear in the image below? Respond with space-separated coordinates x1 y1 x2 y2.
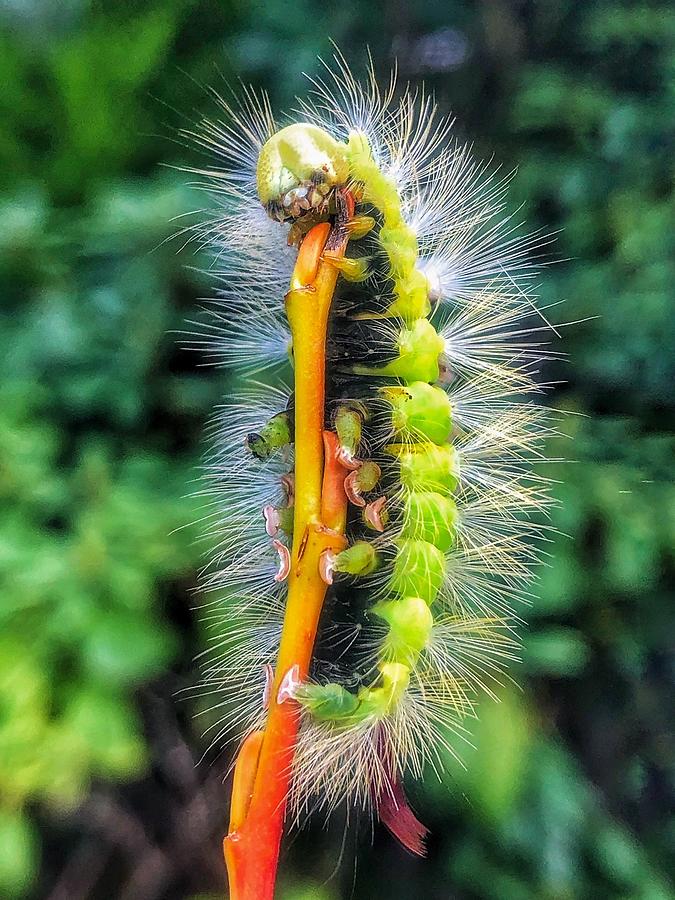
1 2 673 898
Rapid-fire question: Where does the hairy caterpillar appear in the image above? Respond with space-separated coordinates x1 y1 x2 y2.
186 53 556 899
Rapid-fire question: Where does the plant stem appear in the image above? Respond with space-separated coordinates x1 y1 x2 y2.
224 221 349 899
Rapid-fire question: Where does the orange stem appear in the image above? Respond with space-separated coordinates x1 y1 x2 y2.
224 221 349 899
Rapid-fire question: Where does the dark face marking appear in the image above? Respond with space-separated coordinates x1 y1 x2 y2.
265 176 334 224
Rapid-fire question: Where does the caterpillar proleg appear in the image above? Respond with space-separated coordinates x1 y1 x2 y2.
186 52 557 900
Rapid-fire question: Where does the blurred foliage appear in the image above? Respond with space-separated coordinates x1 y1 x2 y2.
0 1 672 898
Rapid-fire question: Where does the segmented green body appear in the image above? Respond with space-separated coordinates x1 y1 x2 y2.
287 129 460 724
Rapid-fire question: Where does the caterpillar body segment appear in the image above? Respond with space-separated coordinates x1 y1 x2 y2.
191 55 555 860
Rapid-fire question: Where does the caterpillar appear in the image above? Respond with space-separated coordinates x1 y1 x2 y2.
185 52 556 899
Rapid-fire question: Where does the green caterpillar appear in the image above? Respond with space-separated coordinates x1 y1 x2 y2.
193 60 550 870
256 125 459 724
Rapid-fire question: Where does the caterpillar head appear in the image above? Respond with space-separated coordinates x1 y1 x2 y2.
256 123 350 227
